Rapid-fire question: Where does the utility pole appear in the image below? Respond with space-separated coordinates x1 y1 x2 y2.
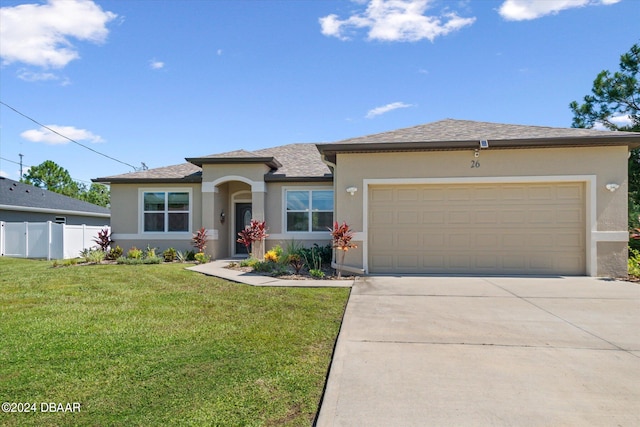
18 153 24 179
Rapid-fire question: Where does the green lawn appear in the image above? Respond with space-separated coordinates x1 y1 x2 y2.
0 258 350 426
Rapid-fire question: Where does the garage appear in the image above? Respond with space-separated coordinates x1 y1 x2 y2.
368 182 586 275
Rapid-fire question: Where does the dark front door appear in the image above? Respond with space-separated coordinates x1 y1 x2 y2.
235 203 252 254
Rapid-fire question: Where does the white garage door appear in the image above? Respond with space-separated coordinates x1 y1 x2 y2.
368 182 585 275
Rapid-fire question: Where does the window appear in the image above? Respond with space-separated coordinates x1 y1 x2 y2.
143 191 190 232
286 190 333 232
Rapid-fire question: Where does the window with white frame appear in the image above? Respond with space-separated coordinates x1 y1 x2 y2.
143 191 190 232
286 190 333 232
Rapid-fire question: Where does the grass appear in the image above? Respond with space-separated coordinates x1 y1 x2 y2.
0 257 350 426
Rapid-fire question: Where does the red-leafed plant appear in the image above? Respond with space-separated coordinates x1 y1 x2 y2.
92 228 113 252
192 227 208 253
330 221 357 278
237 219 269 257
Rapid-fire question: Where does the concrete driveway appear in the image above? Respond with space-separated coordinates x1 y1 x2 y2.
316 276 640 426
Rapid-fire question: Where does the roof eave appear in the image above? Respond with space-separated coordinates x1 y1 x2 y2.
263 174 333 183
316 135 640 163
93 177 202 184
186 156 282 169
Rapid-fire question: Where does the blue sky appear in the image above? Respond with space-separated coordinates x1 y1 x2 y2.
0 0 638 185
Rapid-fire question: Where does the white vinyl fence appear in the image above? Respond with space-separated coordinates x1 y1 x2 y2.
0 222 110 260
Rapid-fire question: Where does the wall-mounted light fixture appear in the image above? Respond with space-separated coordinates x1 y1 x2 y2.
346 186 358 196
479 139 489 149
220 209 226 223
605 183 620 192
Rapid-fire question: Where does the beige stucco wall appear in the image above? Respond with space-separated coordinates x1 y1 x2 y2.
109 182 202 253
334 146 629 276
263 181 333 250
201 163 270 183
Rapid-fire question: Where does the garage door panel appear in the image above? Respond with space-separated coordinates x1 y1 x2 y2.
449 211 471 223
475 210 498 224
398 211 419 224
369 182 585 275
371 210 393 225
423 211 445 224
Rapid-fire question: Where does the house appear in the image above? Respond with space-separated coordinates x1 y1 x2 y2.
94 119 640 277
0 177 110 226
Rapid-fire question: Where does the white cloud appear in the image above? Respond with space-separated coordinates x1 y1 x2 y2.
320 0 476 42
21 125 105 145
0 170 9 178
0 0 117 68
150 60 165 70
17 69 71 85
498 0 621 21
593 114 632 130
366 101 414 118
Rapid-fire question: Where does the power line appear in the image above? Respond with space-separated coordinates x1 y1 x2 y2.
0 100 137 170
0 155 95 185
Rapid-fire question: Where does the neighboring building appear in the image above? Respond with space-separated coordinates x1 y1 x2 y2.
0 177 110 226
94 119 640 277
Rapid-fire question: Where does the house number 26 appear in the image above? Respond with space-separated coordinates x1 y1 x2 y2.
470 160 480 168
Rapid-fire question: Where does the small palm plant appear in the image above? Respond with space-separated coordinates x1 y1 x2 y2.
329 221 357 279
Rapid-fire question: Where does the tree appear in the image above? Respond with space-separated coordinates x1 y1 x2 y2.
79 183 110 208
23 160 79 197
569 43 640 228
22 160 110 207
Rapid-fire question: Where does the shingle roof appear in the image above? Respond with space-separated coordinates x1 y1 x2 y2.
317 119 640 163
93 162 202 183
255 143 332 180
332 119 639 145
0 177 110 216
94 143 331 183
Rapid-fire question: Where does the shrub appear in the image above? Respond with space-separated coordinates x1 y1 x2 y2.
629 247 640 276
330 221 358 278
86 249 105 264
237 220 269 256
127 247 143 260
264 249 280 263
176 250 186 263
253 261 274 273
297 244 332 266
185 250 196 261
117 257 142 265
144 245 157 259
92 228 113 252
163 247 177 262
192 227 208 253
240 258 259 268
194 252 211 264
309 269 325 279
143 256 162 264
287 254 305 274
106 245 123 261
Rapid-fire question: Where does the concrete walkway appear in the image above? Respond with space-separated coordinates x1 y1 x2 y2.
188 259 354 287
316 276 640 426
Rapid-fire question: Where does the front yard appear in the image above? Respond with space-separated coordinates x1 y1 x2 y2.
0 258 350 426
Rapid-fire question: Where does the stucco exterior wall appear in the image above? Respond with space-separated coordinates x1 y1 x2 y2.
334 146 629 276
263 181 333 250
109 182 202 253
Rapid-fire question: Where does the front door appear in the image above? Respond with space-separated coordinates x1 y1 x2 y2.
235 203 252 254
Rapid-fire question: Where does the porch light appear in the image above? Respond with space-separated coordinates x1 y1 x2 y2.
346 186 358 196
220 209 226 223
605 183 620 192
